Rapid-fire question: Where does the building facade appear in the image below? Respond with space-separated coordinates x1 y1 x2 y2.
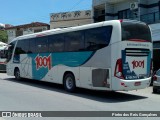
50 10 92 29
5 22 50 43
93 0 160 41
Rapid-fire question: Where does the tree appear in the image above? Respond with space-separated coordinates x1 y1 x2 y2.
0 30 8 43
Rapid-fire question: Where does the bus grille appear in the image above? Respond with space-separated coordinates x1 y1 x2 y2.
125 48 150 56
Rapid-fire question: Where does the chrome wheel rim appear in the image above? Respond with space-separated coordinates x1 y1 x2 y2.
66 77 73 89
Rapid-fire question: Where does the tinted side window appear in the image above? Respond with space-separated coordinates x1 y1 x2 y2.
36 36 48 53
29 38 36 53
15 40 29 55
85 26 112 51
24 40 29 53
65 31 84 52
48 35 65 52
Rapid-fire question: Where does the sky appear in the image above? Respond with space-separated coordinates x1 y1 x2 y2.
0 0 92 26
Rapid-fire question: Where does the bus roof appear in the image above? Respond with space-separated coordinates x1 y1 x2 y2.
10 19 146 43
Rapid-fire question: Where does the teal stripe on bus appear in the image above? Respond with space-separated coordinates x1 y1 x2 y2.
28 51 94 80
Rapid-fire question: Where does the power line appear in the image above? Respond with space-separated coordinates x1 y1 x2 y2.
11 0 87 25
68 0 84 12
7 0 92 25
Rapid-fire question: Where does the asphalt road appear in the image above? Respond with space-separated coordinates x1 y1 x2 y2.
0 72 160 120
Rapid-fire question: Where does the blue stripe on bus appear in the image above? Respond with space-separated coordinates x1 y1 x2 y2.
53 52 94 67
28 51 94 80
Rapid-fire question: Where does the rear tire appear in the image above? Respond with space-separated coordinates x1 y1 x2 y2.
63 73 76 92
14 68 21 80
153 87 158 93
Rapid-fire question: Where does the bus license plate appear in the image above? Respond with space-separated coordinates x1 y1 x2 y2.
134 82 141 86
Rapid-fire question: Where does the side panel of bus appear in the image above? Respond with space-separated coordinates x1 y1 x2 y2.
7 23 114 91
18 53 81 86
80 46 112 90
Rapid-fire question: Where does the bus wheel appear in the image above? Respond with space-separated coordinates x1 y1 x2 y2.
14 68 21 80
63 73 76 92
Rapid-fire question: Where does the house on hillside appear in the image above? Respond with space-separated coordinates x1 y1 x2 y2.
5 22 50 43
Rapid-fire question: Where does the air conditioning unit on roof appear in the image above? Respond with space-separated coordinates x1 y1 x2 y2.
130 2 138 10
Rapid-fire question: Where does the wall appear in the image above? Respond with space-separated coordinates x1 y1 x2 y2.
93 0 160 19
50 10 92 29
93 0 106 6
50 19 92 29
7 29 16 43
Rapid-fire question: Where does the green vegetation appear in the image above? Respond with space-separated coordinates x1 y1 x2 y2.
0 30 8 43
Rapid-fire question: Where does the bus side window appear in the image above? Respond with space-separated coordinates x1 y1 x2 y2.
28 38 36 53
36 36 48 53
48 35 65 52
65 31 84 52
24 40 29 53
85 26 112 51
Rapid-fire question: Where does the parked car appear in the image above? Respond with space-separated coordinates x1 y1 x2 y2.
152 69 160 93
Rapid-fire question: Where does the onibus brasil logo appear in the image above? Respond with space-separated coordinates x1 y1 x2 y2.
35 54 52 70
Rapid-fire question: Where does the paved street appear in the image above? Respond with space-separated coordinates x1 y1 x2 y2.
0 72 160 120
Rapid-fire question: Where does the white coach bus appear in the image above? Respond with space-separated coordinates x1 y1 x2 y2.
6 20 152 92
0 42 8 71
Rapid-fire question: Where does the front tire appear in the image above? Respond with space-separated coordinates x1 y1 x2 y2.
63 73 76 92
14 68 21 80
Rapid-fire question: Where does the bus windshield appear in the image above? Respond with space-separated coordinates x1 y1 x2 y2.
0 49 8 59
121 22 152 42
7 41 16 62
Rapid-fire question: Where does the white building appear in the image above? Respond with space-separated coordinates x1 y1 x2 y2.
92 0 160 41
50 10 92 29
5 22 49 43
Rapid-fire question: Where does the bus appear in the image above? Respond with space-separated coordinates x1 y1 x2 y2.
0 42 8 71
6 20 152 92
